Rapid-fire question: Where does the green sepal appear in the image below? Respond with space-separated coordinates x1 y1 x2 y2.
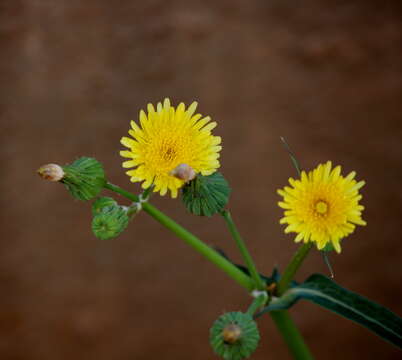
210 312 260 360
92 204 129 240
257 274 402 349
92 197 117 216
61 157 106 201
181 172 231 216
322 242 335 252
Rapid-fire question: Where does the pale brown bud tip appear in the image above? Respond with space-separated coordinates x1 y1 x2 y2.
222 323 242 344
170 163 196 182
37 163 65 182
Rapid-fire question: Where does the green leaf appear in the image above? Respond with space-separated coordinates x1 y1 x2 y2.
280 136 302 176
257 274 402 349
181 172 231 216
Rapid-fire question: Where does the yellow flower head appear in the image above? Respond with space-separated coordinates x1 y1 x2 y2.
278 161 366 253
120 98 222 198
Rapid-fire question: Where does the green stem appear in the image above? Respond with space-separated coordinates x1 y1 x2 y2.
246 293 268 316
104 182 254 291
274 140 313 358
277 243 313 295
105 182 139 202
270 311 314 360
221 210 266 291
271 243 314 359
106 183 313 358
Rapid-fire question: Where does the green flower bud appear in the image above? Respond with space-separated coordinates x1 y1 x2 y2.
210 312 260 360
92 205 129 240
61 157 106 201
181 172 231 217
92 197 117 216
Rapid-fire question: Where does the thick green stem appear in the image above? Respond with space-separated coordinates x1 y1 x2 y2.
270 311 314 360
270 243 314 359
221 210 266 291
104 182 254 291
277 243 313 295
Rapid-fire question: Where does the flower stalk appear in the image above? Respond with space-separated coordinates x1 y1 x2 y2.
277 243 313 295
269 243 314 359
221 210 266 291
246 293 268 316
104 182 255 291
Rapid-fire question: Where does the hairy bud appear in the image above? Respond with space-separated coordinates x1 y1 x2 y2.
62 157 106 201
182 172 231 217
92 205 129 240
210 312 260 360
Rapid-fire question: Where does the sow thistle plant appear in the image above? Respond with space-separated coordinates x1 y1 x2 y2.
38 99 402 359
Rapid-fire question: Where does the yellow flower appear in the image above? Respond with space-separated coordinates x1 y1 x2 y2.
278 161 366 253
120 98 222 198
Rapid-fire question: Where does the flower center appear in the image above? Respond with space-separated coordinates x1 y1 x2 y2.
162 146 177 161
315 200 329 215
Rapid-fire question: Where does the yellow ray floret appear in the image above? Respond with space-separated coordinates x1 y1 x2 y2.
120 98 222 198
277 161 366 253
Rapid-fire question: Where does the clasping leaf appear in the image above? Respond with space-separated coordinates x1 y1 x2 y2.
257 274 402 349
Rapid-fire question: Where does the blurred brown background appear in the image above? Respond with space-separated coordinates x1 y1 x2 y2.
2 1 402 359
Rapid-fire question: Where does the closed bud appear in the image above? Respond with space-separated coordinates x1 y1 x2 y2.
92 197 117 216
92 204 129 240
37 164 65 182
170 163 196 182
182 172 231 217
210 312 260 360
61 157 106 201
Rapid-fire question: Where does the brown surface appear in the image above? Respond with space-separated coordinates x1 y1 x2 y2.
2 1 402 359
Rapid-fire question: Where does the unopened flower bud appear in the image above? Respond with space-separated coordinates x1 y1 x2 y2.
38 157 106 201
92 197 117 216
170 163 196 182
92 204 129 240
62 157 106 201
37 164 65 182
210 312 260 360
182 172 231 217
222 323 242 344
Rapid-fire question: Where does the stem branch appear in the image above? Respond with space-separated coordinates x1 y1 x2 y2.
105 182 254 291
